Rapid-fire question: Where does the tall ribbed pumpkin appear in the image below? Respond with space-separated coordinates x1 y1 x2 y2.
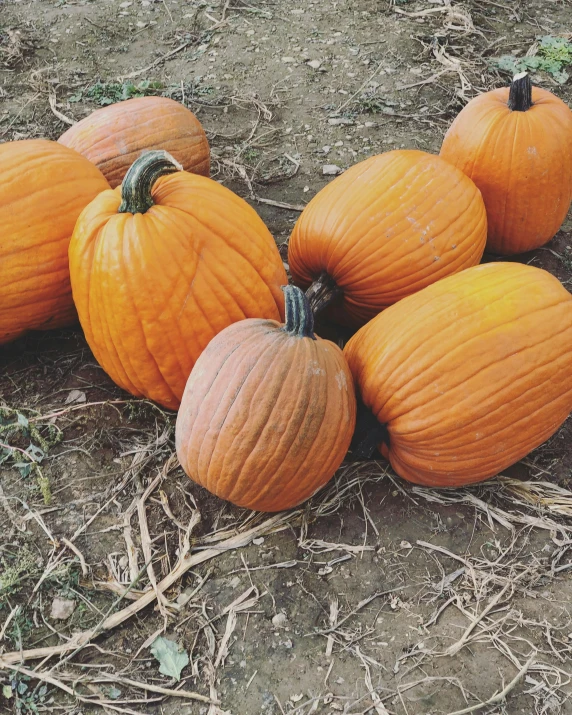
69 150 287 410
440 73 572 255
59 96 210 188
0 140 110 345
176 285 357 512
288 150 487 327
344 262 572 487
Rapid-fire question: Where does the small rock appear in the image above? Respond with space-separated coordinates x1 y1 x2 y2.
252 537 265 545
272 612 288 627
322 165 342 176
306 60 321 69
290 694 303 702
50 597 76 620
328 117 353 126
282 56 296 64
229 575 241 588
65 389 86 405
322 145 331 153
400 540 412 549
364 121 376 128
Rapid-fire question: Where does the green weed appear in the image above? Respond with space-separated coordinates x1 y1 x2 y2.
494 36 572 84
69 79 164 105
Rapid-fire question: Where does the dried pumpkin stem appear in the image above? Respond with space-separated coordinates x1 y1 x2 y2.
282 285 316 339
118 150 183 214
305 271 343 316
508 72 533 112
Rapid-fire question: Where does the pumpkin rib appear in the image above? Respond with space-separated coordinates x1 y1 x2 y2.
354 274 529 412
394 347 572 448
378 296 571 423
181 327 268 489
205 332 287 498
224 337 309 505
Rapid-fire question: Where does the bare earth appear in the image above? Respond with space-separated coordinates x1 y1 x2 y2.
2 1 572 714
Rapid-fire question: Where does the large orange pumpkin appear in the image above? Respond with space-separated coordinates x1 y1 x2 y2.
69 150 287 410
288 150 487 327
344 262 572 487
0 139 110 345
59 96 210 188
440 73 572 255
175 285 357 512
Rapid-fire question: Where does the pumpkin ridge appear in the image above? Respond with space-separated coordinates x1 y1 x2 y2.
221 334 304 503
181 326 270 484
201 329 286 491
392 344 572 446
382 295 571 422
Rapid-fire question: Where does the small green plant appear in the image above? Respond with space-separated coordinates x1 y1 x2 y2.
0 546 39 596
69 79 164 106
3 674 52 714
494 35 572 84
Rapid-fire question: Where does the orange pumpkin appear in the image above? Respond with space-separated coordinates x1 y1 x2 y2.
175 285 357 511
0 139 110 345
344 262 572 488
59 96 210 188
69 150 287 410
288 150 487 327
440 73 572 255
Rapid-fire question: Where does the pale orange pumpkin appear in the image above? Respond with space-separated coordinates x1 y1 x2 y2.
176 285 357 512
59 96 209 188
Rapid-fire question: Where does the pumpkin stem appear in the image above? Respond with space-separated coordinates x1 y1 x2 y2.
350 398 389 459
282 285 316 339
508 72 533 112
305 272 343 315
118 150 183 214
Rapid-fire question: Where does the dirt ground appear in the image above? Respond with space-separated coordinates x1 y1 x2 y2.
2 0 572 713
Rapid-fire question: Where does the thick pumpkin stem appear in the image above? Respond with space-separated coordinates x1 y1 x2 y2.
282 285 316 339
350 398 389 459
118 150 183 214
508 72 533 112
305 271 342 315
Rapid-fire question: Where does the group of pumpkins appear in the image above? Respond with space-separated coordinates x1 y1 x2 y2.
2 73 572 512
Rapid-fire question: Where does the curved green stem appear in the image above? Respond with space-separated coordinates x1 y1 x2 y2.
118 150 183 214
508 72 533 112
282 285 316 339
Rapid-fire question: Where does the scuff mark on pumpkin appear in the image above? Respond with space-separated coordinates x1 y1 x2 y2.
335 370 348 390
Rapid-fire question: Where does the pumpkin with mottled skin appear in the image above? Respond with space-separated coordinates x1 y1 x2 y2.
344 262 572 488
440 73 572 255
59 96 210 188
69 150 287 410
0 139 110 345
288 149 487 327
176 285 357 512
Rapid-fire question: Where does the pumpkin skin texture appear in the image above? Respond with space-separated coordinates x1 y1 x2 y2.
344 262 572 488
0 139 110 345
59 96 210 188
175 286 357 512
440 74 572 255
69 150 287 410
288 149 487 327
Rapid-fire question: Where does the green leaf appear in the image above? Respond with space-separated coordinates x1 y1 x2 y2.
107 686 122 700
150 637 189 681
17 413 29 428
26 444 44 462
13 462 32 478
2 685 13 699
